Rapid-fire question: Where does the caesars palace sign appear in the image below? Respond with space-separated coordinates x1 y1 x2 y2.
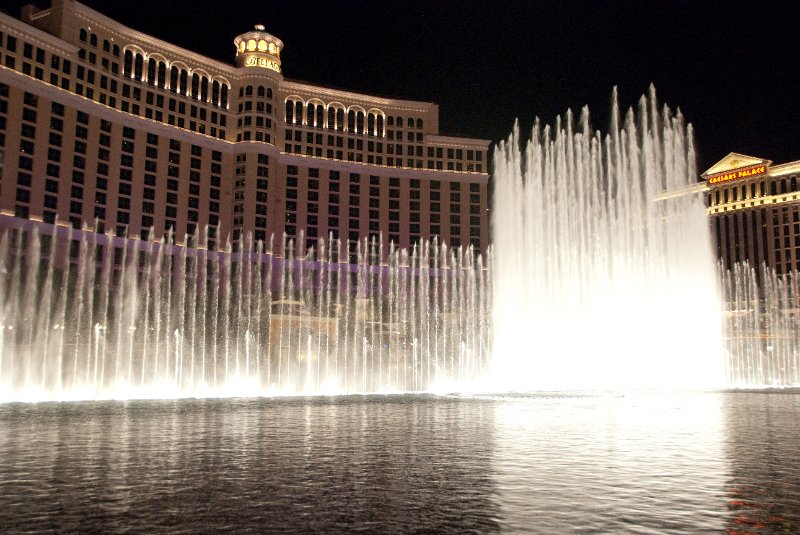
707 164 767 185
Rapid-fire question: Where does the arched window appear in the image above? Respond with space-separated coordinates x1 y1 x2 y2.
134 53 144 81
408 117 415 128
191 73 200 99
377 115 385 137
200 77 209 102
220 84 229 108
89 33 97 47
336 109 344 131
294 101 303 124
356 111 365 134
347 110 356 132
112 44 120 57
306 103 315 126
179 69 188 94
212 80 220 105
79 28 87 42
781 179 787 194
416 118 423 129
239 86 244 97
328 107 335 130
316 106 323 128
146 58 156 85
257 86 265 97
367 113 375 136
103 39 110 52
267 88 273 99
286 100 294 123
157 62 167 88
387 116 394 127
791 175 798 192
170 66 179 91
245 85 253 96
123 50 133 76
395 116 402 127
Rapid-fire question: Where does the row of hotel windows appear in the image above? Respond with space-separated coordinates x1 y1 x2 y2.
708 175 800 206
2 86 225 248
715 206 800 275
282 129 483 171
279 166 483 251
122 49 229 108
2 29 484 172
284 100 424 136
235 95 274 142
0 30 229 140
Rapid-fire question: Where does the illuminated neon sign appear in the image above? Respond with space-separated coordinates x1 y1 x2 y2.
707 164 766 185
244 55 281 73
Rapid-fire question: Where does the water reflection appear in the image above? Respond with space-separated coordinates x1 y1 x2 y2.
723 393 800 534
490 392 730 533
0 396 502 533
0 393 799 533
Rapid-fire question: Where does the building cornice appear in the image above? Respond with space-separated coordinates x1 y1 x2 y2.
770 161 800 176
427 135 492 148
0 10 79 55
0 65 234 150
280 79 437 112
69 1 238 76
278 152 489 181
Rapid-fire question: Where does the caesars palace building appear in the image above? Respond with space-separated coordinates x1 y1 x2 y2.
0 0 490 256
704 152 800 275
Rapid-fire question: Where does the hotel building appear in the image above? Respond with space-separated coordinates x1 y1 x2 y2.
705 152 800 275
0 0 491 256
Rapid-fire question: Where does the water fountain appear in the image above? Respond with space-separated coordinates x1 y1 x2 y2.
721 263 800 386
2 88 798 403
0 219 491 402
490 87 724 390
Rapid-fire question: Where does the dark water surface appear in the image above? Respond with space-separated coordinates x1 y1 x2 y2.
1 392 799 533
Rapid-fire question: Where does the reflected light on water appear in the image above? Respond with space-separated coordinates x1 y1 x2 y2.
491 392 730 532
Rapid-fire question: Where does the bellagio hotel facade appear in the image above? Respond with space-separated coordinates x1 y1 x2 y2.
0 0 491 256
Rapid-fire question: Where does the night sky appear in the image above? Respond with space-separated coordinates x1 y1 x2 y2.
5 0 799 173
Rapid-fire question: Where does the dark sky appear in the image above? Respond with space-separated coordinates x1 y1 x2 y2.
6 0 799 172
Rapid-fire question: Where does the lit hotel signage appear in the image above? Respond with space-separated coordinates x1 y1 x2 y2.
707 164 767 185
244 55 281 73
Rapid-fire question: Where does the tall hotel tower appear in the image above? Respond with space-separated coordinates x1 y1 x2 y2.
0 1 491 256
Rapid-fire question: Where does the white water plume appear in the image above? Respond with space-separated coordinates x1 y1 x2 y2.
491 88 724 390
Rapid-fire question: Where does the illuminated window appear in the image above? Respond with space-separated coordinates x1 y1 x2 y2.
200 77 209 102
212 80 220 104
286 100 294 123
356 111 364 133
220 84 229 108
157 61 166 88
133 53 144 80
147 58 156 85
336 108 344 131
191 73 200 99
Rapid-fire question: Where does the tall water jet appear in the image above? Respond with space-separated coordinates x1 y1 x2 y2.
491 88 724 390
0 218 491 402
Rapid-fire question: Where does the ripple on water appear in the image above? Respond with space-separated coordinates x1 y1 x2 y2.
0 392 798 533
